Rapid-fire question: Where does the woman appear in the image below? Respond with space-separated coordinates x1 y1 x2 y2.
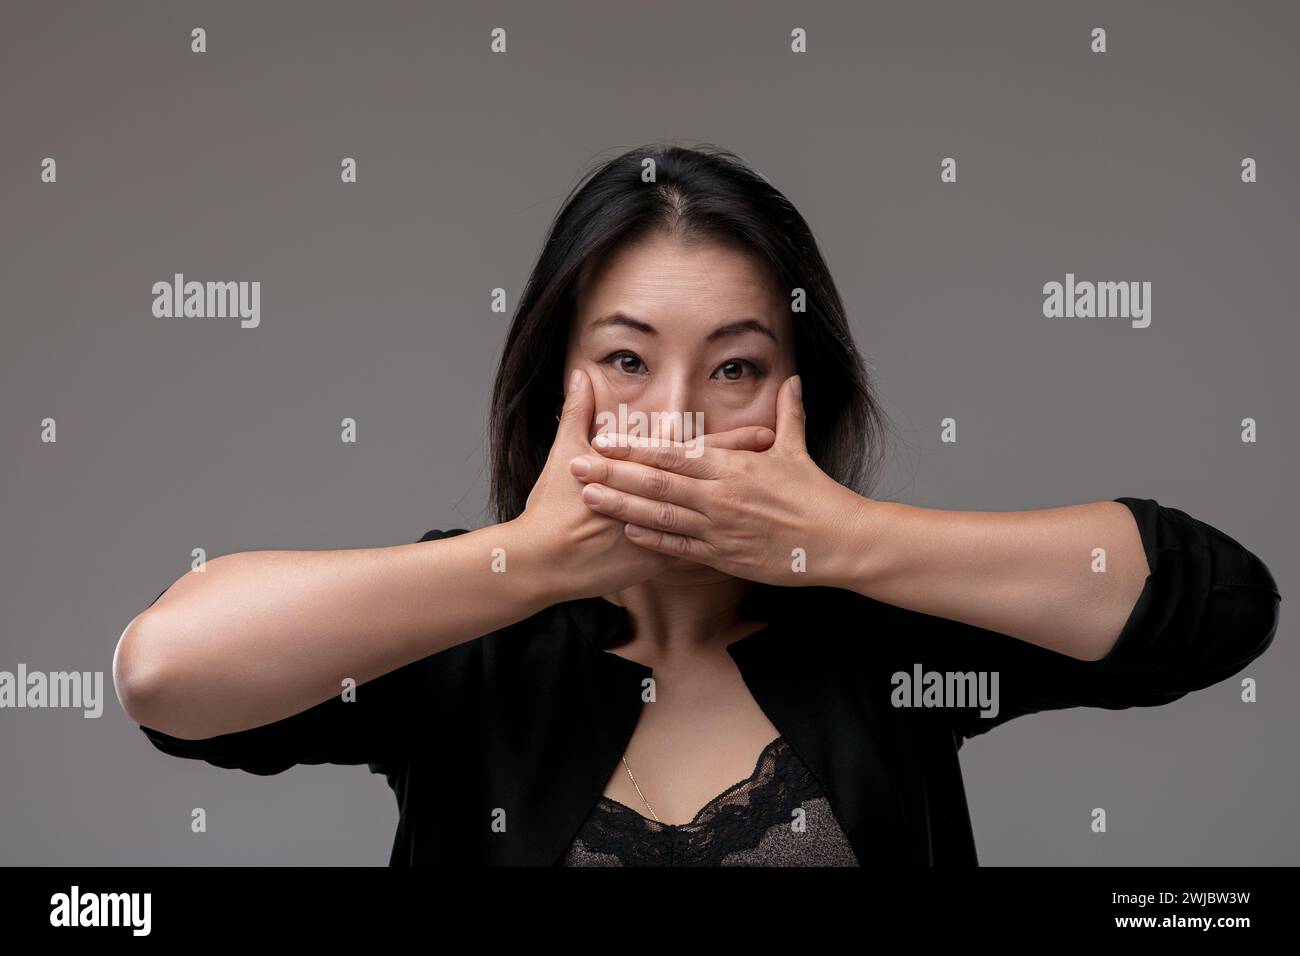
115 143 1281 866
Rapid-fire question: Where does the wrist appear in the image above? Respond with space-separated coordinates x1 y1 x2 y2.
492 516 570 614
817 489 897 596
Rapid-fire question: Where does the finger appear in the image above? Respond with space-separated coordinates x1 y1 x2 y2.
569 454 707 510
589 432 722 478
610 426 773 452
579 483 711 538
623 523 710 561
699 425 776 452
590 425 771 455
556 368 594 446
773 374 807 454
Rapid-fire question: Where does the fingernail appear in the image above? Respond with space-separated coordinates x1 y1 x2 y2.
757 427 775 444
790 375 802 400
626 524 644 538
571 456 590 476
582 484 603 505
593 433 610 447
569 369 582 393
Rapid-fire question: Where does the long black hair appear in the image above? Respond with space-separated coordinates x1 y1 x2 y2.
488 141 893 524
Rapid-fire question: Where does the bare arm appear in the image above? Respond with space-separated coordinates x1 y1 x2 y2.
836 499 1154 661
113 369 702 740
113 520 559 739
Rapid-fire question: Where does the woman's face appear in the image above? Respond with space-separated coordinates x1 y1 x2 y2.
565 230 796 444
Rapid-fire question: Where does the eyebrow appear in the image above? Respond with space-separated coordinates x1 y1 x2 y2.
589 312 778 343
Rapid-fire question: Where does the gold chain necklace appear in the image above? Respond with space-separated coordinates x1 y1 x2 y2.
620 754 660 823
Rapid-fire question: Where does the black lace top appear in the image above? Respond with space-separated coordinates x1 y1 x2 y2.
561 736 861 866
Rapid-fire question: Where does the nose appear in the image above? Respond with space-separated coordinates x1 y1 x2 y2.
643 373 698 444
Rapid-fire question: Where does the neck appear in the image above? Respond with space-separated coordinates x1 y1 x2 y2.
600 562 762 659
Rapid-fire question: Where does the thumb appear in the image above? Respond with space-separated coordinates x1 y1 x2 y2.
557 367 594 445
773 374 807 454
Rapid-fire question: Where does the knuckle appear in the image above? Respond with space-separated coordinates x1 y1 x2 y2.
714 483 738 511
655 502 676 530
652 444 680 471
643 468 671 500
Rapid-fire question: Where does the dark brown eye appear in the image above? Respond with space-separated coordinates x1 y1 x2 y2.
715 359 760 381
604 351 645 374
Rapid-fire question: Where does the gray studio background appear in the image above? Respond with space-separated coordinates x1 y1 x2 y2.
1 0 1296 865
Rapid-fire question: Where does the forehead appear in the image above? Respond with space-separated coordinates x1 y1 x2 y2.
575 231 786 328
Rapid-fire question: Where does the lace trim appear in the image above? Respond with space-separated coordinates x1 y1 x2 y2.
599 735 784 828
569 736 827 866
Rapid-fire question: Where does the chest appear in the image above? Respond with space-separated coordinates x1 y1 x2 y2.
595 646 785 826
389 628 962 865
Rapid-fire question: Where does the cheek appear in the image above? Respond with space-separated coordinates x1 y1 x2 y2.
586 377 621 442
702 386 780 434
584 362 652 440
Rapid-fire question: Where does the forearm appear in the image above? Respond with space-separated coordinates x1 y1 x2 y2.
114 519 558 738
835 497 1150 661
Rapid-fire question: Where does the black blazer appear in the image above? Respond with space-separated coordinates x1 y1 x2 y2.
138 497 1281 865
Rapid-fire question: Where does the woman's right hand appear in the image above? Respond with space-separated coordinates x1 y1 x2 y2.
512 369 774 602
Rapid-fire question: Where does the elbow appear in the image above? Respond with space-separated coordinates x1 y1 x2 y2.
113 609 174 729
1189 584 1282 690
116 561 226 732
1217 544 1282 669
1227 584 1281 670
1208 530 1281 662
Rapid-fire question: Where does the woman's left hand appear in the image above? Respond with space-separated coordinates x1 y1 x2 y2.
568 375 876 588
